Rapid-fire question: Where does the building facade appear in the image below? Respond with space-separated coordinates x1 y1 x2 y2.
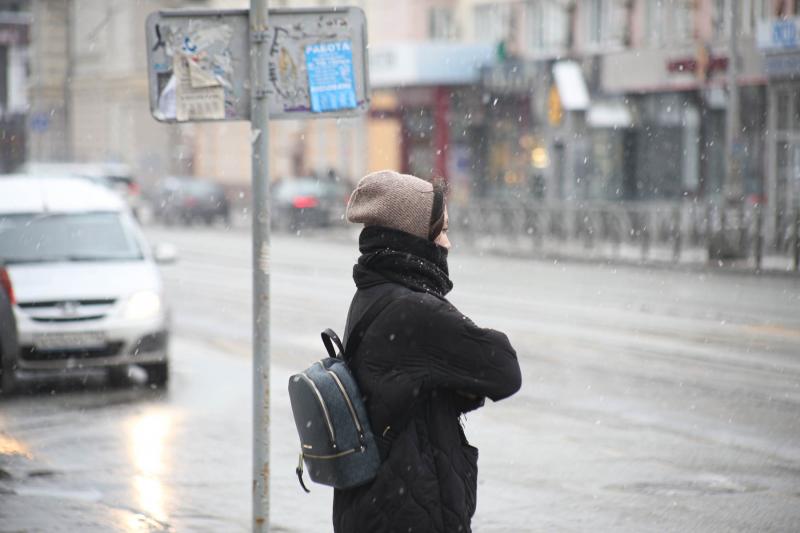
21 0 800 215
758 9 800 245
455 0 786 206
27 0 192 183
0 2 28 173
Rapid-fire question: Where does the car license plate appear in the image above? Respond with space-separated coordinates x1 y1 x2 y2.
33 332 106 351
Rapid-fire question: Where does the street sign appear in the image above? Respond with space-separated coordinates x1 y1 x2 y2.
146 4 369 531
145 7 369 122
758 18 800 50
29 112 49 133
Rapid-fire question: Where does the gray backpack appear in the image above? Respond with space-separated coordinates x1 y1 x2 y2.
288 291 397 492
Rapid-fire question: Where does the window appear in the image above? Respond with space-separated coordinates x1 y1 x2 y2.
753 0 773 20
674 0 694 42
474 3 514 44
646 0 694 44
646 1 666 45
429 7 457 40
73 0 110 59
584 0 625 48
525 0 568 53
712 0 730 39
587 0 603 44
740 0 773 34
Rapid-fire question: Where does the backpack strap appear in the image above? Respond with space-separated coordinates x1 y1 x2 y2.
343 286 404 359
321 328 344 359
343 285 423 460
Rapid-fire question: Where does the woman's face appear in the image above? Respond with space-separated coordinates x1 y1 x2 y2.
433 207 451 250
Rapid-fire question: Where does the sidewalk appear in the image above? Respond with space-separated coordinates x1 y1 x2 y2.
465 234 799 276
213 211 799 276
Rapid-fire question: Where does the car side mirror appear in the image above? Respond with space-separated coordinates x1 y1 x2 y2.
153 243 178 264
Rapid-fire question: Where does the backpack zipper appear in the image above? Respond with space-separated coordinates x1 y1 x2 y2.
302 446 363 460
325 368 364 437
299 373 337 447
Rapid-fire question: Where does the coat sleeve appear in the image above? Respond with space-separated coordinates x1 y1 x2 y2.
415 296 522 402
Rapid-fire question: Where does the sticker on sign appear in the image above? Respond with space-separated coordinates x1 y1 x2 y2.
305 40 357 113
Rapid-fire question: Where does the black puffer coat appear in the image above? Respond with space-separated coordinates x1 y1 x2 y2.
333 227 522 533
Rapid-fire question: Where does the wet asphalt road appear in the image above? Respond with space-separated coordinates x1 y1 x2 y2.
1 225 800 532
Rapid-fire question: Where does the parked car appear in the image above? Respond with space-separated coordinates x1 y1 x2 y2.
0 266 18 394
271 176 351 231
21 162 143 218
0 175 175 389
150 176 230 226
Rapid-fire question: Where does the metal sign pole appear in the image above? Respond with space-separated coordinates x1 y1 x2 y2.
250 0 271 531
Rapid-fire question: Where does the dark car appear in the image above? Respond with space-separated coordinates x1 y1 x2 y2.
271 177 351 231
151 177 230 226
0 266 18 394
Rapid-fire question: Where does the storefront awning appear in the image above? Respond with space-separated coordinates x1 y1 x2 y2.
552 61 589 111
369 42 495 88
587 101 633 128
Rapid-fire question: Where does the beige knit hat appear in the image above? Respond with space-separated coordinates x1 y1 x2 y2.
346 170 435 240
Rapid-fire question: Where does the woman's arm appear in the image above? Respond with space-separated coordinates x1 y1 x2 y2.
416 297 522 402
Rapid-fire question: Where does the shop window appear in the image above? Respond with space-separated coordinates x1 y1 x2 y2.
794 89 800 131
777 90 790 131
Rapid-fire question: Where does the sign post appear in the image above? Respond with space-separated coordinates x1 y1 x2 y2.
250 1 270 530
145 6 369 532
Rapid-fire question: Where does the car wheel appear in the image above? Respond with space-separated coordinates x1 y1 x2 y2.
0 347 17 395
142 362 169 388
0 362 16 396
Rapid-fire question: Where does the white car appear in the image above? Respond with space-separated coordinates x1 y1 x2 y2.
0 175 174 390
21 162 144 219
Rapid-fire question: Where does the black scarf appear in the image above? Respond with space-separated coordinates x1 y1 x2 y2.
353 226 453 298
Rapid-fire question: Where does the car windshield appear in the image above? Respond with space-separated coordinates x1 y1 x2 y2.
0 212 143 264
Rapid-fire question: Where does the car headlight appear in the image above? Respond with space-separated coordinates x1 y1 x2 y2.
124 291 162 320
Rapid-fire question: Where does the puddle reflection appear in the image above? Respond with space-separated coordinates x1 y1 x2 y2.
0 432 32 459
126 409 173 530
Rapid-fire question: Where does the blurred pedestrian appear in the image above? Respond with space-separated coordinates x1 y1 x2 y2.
334 170 522 533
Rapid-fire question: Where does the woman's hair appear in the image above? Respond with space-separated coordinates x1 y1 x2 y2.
428 177 448 241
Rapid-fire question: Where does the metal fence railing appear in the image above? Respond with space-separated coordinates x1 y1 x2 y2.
450 200 800 272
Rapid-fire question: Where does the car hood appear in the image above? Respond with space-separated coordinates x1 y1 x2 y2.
7 261 162 303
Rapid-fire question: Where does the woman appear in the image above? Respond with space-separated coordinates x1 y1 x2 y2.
333 170 522 533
